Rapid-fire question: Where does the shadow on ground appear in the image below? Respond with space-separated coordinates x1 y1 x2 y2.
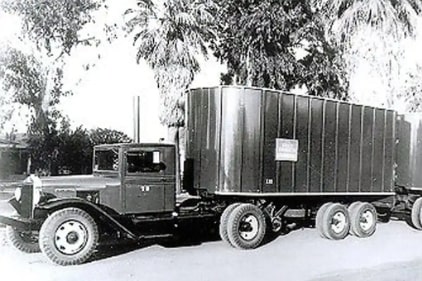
89 223 221 262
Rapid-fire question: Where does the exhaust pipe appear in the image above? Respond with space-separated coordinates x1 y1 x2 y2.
133 96 141 143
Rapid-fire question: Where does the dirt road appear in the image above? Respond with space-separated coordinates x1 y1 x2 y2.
2 215 422 281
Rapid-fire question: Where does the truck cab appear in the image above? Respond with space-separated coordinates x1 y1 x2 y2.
93 143 176 214
0 143 188 266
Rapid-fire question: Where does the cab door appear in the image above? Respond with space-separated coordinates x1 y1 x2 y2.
122 146 175 214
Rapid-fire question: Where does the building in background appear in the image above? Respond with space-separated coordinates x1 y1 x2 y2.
0 134 29 181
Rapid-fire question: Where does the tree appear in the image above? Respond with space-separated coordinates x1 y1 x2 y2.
212 0 348 99
0 0 108 58
0 47 70 174
0 0 115 172
0 0 115 129
315 0 422 44
315 0 422 110
54 126 132 175
89 128 132 146
126 0 215 192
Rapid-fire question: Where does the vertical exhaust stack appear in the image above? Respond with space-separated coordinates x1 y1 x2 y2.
133 96 141 143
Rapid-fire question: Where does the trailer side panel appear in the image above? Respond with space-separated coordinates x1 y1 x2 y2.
185 86 396 196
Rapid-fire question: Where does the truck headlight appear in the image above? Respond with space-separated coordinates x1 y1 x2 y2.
14 187 22 201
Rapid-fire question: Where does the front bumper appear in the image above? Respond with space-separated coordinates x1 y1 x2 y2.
0 214 41 231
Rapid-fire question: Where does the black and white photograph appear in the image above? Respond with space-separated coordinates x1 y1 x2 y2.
2 0 422 280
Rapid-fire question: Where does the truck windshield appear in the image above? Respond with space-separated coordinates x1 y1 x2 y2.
94 148 119 171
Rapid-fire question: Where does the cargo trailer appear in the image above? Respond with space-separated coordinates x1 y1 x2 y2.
1 86 421 265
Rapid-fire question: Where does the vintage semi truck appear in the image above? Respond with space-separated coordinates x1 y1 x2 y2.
1 86 422 266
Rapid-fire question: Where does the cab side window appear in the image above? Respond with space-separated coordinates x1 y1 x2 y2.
126 150 166 173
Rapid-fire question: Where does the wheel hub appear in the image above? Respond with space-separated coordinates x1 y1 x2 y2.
239 215 259 241
360 210 374 231
66 231 79 244
331 212 346 234
55 220 88 255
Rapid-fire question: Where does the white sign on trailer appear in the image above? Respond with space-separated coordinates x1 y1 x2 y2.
275 139 299 162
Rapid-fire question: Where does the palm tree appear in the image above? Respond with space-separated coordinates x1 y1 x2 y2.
315 0 422 44
314 0 422 109
126 0 215 193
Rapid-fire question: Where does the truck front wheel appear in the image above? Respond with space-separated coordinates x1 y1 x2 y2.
226 204 266 249
39 208 99 266
5 226 40 253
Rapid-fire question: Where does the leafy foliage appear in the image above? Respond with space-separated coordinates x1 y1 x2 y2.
212 0 348 99
316 0 422 110
0 47 70 163
1 0 106 57
315 0 422 44
0 0 120 174
29 120 132 175
89 128 132 146
0 47 70 117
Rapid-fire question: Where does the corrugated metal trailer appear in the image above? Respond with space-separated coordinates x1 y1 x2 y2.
396 114 422 191
185 86 396 197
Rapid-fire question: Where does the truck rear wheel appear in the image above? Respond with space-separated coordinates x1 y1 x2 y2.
411 198 422 230
321 203 350 240
5 226 40 253
219 203 241 247
39 208 99 266
349 202 377 238
316 202 333 238
226 204 266 249
348 202 362 236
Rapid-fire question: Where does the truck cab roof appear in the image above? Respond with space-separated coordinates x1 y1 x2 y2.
94 143 175 150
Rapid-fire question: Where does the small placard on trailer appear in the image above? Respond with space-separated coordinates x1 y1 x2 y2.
275 138 298 162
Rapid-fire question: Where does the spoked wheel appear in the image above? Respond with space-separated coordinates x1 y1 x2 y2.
39 208 99 266
219 203 241 247
411 198 422 230
226 204 266 249
320 203 350 240
349 202 377 237
5 226 40 253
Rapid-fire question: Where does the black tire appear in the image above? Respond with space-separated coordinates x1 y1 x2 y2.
347 201 362 236
349 202 377 238
226 204 266 249
316 202 333 238
411 198 422 230
321 203 350 240
39 208 99 266
5 226 40 253
219 203 241 247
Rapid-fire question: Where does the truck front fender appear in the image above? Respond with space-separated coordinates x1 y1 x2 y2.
37 198 137 240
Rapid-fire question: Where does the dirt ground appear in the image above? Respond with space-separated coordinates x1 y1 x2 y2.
2 208 422 281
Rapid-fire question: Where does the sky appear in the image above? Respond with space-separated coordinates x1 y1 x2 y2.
0 1 225 141
60 36 225 141
2 1 422 141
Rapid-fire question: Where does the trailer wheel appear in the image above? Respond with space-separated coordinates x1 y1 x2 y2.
349 202 377 238
227 204 266 249
39 208 99 266
321 203 350 240
347 202 362 236
411 198 422 230
219 203 241 247
5 226 40 253
315 202 333 238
